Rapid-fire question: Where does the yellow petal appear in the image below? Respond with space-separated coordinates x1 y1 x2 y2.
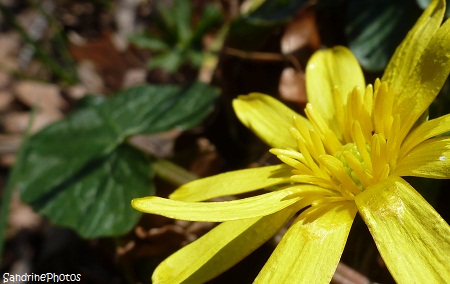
355 176 450 283
169 164 291 201
391 16 450 123
394 137 450 178
400 113 450 158
132 187 303 221
306 46 365 134
152 207 297 284
232 93 310 149
255 202 357 284
382 0 445 94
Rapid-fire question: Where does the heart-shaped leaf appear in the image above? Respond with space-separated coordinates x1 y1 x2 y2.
15 82 219 238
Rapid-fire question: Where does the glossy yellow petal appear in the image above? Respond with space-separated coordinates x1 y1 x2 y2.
152 207 297 284
394 137 450 178
400 113 450 158
306 46 365 134
382 0 445 93
233 93 310 149
355 176 450 283
391 17 450 123
255 202 357 284
169 164 291 201
132 187 305 221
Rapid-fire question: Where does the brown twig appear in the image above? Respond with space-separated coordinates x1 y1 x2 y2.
332 262 372 284
224 47 303 71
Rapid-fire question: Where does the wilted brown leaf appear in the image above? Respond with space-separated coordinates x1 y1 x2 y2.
281 5 320 55
14 80 66 111
278 67 307 106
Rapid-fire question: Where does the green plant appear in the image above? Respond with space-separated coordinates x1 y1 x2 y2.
129 0 222 73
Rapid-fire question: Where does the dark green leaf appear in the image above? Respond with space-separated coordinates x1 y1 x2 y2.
227 0 308 49
16 83 220 237
156 2 176 37
247 0 309 24
104 83 219 135
416 0 450 17
346 0 422 72
32 144 153 238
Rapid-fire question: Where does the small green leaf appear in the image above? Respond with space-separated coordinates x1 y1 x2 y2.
345 0 422 72
186 50 204 68
15 83 219 238
128 34 169 51
174 0 193 44
147 51 184 72
191 4 222 44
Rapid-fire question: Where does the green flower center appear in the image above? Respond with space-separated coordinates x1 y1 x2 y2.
334 143 369 190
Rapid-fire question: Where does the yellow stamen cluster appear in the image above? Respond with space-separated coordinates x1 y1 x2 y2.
271 79 417 203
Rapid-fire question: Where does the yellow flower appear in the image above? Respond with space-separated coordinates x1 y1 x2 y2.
132 0 450 283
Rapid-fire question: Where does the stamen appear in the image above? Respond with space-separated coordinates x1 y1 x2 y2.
346 87 363 131
351 121 373 172
318 155 361 195
309 129 326 158
293 115 311 141
359 85 375 141
378 164 390 181
270 148 305 162
386 115 401 168
339 185 356 200
374 78 381 94
275 154 310 173
304 104 343 154
333 87 346 141
373 82 394 137
295 135 325 178
290 174 339 191
289 127 303 142
343 151 371 188
363 84 373 117
311 196 347 206
284 185 336 197
371 134 388 182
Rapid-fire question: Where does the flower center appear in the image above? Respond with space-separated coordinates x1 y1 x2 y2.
270 80 416 204
334 143 366 188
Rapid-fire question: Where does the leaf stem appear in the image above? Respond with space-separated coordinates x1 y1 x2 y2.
0 109 35 265
152 159 197 186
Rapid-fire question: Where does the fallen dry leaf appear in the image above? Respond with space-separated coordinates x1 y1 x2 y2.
14 80 66 111
69 31 140 92
0 90 14 111
76 60 105 94
0 71 12 89
122 68 147 88
278 67 307 106
3 110 62 134
281 4 320 55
